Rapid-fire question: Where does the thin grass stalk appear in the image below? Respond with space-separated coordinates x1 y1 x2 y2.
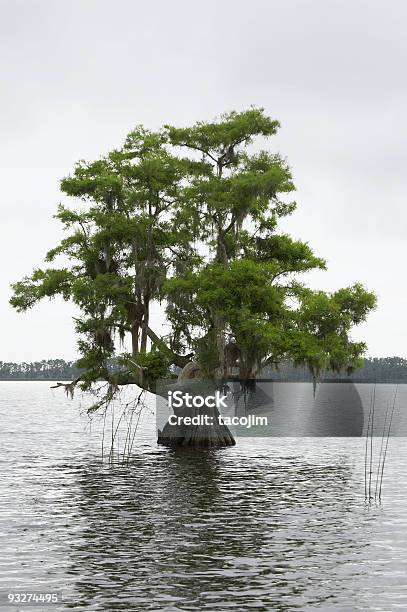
378 385 398 501
126 407 143 465
101 406 108 461
109 404 115 464
365 388 374 501
109 404 127 464
368 385 376 500
127 394 144 465
374 400 390 500
126 391 146 464
122 409 135 464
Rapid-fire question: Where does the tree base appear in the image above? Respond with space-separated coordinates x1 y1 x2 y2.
156 377 236 448
157 420 236 448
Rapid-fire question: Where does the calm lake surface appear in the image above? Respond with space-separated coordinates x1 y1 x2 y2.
1 381 407 611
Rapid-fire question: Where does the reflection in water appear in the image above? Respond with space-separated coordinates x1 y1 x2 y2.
65 446 369 611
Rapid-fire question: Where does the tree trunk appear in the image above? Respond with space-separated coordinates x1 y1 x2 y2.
131 323 139 356
157 378 236 448
140 303 149 352
214 226 229 379
214 314 227 379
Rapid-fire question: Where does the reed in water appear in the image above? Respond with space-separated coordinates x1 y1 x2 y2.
364 384 398 503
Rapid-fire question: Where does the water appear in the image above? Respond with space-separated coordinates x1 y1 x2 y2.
1 382 407 611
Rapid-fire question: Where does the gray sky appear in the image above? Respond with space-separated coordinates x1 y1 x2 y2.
1 0 406 361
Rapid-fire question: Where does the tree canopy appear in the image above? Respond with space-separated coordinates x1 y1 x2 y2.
10 107 377 410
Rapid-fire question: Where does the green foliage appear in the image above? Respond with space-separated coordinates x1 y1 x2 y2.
118 349 170 388
165 108 280 158
287 284 377 378
10 268 74 311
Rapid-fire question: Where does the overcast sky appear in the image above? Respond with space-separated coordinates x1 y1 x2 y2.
1 0 406 361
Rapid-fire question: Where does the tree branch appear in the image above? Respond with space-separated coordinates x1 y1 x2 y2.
147 326 193 368
176 142 217 163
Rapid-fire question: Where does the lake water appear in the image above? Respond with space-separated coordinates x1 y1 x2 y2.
1 381 407 611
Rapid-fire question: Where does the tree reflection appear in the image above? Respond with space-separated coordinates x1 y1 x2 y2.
64 442 369 610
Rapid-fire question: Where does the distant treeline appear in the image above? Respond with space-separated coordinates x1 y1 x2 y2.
1 357 407 383
0 360 81 381
265 357 407 383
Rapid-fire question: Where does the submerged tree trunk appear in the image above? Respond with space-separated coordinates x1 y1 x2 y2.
157 373 236 448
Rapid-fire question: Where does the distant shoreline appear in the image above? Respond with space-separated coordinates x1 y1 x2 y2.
1 357 407 384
